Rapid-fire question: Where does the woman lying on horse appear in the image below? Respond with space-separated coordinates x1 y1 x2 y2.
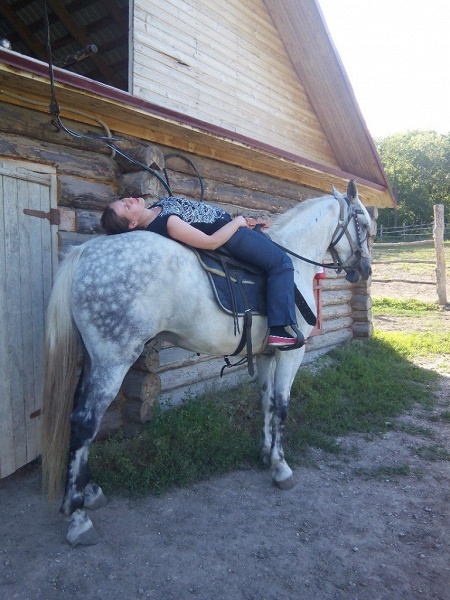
101 195 303 348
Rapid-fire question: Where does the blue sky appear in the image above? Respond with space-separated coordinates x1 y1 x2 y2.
317 0 450 138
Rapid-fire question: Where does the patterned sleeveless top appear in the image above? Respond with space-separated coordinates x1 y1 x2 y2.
146 197 231 239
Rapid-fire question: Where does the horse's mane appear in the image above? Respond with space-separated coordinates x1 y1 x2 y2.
268 195 330 233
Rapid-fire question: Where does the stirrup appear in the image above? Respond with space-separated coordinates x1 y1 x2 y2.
277 324 305 352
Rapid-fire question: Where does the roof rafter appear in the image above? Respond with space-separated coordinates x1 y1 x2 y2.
45 0 122 88
0 2 48 61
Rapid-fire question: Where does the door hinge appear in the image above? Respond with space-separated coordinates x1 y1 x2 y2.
23 207 61 226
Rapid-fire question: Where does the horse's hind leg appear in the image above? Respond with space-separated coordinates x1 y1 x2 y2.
60 364 127 544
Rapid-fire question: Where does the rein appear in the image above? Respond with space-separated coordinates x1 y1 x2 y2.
267 194 369 274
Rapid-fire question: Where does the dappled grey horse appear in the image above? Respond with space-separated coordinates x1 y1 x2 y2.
42 180 373 544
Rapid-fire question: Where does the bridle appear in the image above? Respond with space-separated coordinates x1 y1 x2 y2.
327 193 371 276
267 193 371 278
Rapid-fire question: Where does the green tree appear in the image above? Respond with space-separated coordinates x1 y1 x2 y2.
375 131 450 228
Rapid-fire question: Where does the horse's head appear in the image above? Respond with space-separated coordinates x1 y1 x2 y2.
329 180 373 283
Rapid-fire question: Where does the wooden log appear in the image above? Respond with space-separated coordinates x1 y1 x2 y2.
165 171 296 213
321 316 353 334
97 407 123 439
121 370 161 402
351 295 372 311
158 364 248 408
77 209 102 234
59 231 95 255
0 131 119 180
159 357 231 392
321 303 351 320
157 346 211 372
352 321 374 338
121 397 156 424
433 204 447 305
319 276 351 290
161 149 314 202
352 309 372 323
306 328 352 352
114 145 165 173
132 345 161 373
0 100 114 154
321 289 352 306
59 175 117 211
117 170 167 199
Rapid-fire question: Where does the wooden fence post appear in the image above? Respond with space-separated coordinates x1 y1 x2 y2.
433 204 447 305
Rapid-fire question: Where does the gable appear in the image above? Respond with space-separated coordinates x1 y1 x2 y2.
132 0 339 168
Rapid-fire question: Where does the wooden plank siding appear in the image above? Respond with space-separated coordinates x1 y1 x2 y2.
132 0 339 168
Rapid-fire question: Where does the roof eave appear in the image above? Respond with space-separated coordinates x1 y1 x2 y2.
0 49 394 208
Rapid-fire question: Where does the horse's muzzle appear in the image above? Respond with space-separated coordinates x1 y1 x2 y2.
345 258 372 283
359 258 372 281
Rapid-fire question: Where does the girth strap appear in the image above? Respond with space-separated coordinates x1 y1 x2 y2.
222 273 255 377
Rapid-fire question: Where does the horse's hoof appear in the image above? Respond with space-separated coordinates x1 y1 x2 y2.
66 509 101 546
84 483 108 511
274 475 295 491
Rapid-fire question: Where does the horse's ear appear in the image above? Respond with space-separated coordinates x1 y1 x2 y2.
347 179 358 203
331 184 341 199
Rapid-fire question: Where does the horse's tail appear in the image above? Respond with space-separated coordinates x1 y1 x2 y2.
41 243 87 502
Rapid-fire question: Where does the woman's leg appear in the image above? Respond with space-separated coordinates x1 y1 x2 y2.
223 228 297 328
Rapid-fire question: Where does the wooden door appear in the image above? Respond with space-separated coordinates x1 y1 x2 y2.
0 160 58 479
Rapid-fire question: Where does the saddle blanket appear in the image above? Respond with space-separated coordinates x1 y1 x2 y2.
194 249 267 316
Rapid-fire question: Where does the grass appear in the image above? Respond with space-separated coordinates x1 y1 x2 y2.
372 297 441 316
91 318 443 497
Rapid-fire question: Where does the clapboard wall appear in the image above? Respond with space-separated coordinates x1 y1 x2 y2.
132 0 338 168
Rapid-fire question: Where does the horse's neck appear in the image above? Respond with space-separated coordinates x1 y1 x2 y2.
269 196 339 270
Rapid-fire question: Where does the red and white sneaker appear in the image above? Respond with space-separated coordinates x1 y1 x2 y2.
268 327 298 347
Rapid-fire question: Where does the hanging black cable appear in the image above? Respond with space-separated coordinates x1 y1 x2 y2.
41 0 173 196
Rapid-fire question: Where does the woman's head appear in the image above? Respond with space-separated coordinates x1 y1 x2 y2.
100 204 130 235
101 197 147 235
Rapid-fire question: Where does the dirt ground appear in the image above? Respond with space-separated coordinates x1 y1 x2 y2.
1 277 449 600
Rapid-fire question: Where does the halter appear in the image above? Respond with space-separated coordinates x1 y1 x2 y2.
327 193 371 275
267 193 370 276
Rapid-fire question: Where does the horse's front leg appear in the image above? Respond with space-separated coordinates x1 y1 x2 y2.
270 349 305 489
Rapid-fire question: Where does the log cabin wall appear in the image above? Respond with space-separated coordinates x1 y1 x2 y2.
0 100 372 442
131 0 339 169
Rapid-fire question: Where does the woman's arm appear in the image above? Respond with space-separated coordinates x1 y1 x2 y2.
166 215 247 250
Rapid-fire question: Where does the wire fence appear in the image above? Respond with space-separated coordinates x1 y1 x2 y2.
375 222 450 243
372 205 447 304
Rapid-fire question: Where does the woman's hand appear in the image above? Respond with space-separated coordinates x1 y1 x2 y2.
232 215 248 228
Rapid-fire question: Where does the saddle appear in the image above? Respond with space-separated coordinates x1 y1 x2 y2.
192 247 317 377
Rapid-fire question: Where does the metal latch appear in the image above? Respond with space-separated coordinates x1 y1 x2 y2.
23 207 61 226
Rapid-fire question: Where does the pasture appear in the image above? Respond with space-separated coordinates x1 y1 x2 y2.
0 255 449 599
